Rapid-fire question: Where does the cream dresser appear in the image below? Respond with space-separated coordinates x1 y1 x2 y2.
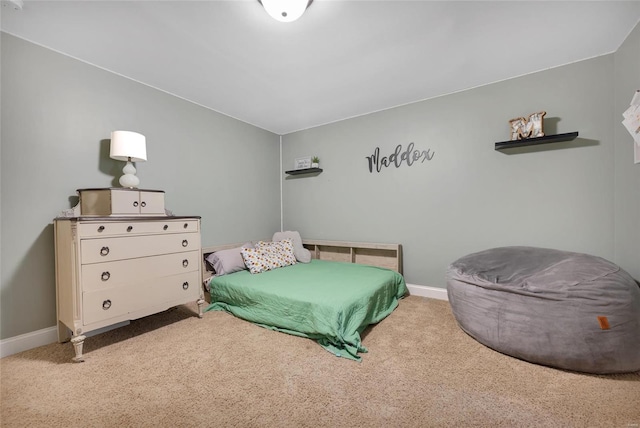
54 188 204 362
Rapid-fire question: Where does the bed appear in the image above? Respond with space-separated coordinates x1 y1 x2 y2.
202 239 407 361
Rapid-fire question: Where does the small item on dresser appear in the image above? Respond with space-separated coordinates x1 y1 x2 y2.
109 130 147 189
77 188 165 216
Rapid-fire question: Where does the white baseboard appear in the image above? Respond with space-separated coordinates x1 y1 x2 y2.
0 321 129 359
406 283 449 301
0 326 58 359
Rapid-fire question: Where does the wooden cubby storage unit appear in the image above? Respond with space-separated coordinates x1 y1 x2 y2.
302 239 403 274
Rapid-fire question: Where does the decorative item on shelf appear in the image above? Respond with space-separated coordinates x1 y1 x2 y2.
294 156 312 170
311 156 319 168
258 0 313 23
621 90 640 164
110 130 147 188
509 111 546 141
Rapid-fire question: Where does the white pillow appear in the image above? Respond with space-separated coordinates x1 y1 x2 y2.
272 231 311 263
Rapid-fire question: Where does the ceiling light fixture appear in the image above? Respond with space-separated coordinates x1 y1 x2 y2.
259 0 313 23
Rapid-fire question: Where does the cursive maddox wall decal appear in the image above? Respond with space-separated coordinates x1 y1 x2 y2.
366 142 435 173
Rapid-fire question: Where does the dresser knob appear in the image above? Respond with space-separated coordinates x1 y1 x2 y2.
100 247 110 256
133 201 139 207
182 239 188 247
163 225 168 231
101 272 111 281
183 223 188 229
141 201 146 207
182 259 189 268
102 300 112 310
127 226 133 232
182 282 189 290
97 226 105 233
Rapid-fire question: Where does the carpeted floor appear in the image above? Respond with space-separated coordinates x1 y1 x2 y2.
1 296 639 427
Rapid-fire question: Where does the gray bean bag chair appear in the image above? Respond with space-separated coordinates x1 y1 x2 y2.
446 246 640 374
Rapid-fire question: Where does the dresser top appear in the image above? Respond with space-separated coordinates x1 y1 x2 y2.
77 188 165 193
54 215 201 221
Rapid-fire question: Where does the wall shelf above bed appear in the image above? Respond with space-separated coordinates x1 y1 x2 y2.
495 131 579 151
285 167 323 175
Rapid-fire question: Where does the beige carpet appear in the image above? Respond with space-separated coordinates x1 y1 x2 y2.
1 296 639 427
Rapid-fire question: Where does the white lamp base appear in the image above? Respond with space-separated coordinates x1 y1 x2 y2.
119 161 140 188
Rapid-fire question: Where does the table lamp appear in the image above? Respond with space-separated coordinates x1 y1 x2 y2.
110 130 147 188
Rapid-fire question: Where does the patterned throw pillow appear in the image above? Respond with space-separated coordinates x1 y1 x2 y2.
256 239 297 268
272 231 311 263
241 239 297 274
240 247 272 274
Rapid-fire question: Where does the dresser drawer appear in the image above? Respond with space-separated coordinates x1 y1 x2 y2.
150 271 202 306
82 271 201 325
81 232 200 264
83 285 133 325
78 219 199 238
81 250 200 292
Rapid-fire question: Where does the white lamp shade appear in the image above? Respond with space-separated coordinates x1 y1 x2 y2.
110 131 147 162
261 0 310 23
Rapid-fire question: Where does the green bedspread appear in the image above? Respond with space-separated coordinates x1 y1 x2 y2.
206 259 407 361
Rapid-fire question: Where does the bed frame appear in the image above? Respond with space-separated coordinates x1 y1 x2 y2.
202 239 403 285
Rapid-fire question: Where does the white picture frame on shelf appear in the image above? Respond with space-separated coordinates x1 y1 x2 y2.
294 156 312 170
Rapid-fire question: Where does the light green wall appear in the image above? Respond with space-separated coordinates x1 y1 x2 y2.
282 55 621 287
613 22 640 281
2 23 639 342
0 33 280 339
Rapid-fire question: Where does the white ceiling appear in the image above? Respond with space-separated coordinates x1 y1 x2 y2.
2 1 640 135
